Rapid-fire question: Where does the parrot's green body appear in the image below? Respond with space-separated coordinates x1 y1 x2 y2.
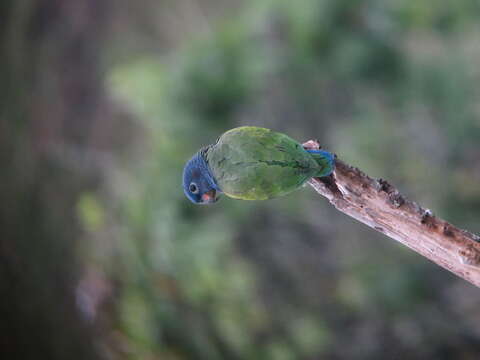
203 127 333 200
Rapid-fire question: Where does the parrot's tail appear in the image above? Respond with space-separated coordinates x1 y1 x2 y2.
306 149 335 177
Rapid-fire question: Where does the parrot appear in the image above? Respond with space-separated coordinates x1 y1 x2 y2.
182 126 335 204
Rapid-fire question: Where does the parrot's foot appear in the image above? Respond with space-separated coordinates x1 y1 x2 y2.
302 139 321 151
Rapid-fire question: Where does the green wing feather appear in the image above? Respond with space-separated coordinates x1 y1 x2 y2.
206 126 321 200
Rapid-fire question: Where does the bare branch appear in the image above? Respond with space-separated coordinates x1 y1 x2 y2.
304 140 480 288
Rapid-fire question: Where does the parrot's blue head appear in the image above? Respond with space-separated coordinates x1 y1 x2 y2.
182 150 220 205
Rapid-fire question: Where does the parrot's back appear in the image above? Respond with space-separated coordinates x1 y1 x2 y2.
206 126 332 200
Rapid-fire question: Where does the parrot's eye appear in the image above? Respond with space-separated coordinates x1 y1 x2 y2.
189 182 199 194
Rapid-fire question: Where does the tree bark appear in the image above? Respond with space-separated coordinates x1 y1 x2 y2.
303 141 480 288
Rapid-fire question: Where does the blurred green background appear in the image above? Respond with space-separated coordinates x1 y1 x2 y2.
2 0 480 359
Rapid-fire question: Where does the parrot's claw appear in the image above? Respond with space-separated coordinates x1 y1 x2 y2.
302 140 321 150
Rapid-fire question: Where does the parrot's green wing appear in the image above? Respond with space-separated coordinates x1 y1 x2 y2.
206 126 321 200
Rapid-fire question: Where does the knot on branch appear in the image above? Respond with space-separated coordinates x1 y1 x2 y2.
375 178 405 208
459 244 480 267
421 209 436 228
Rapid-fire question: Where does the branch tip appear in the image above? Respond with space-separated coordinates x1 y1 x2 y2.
303 140 480 287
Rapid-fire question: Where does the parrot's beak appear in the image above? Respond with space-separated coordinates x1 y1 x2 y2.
201 189 218 204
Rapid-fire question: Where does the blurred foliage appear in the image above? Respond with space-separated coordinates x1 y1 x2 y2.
105 1 480 359
3 0 480 359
